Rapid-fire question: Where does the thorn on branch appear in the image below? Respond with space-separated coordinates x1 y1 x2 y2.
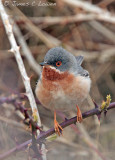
92 99 101 122
92 99 99 109
29 74 35 82
8 48 14 53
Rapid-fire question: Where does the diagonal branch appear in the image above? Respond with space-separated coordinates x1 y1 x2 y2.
0 102 115 160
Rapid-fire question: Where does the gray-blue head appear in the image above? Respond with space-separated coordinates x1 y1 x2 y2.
40 47 89 77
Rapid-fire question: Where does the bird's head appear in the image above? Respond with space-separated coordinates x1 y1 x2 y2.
40 47 84 74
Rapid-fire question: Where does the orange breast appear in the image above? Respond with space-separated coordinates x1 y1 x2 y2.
35 66 75 109
42 66 69 81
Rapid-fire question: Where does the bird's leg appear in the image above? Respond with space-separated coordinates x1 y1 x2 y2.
76 105 82 122
54 111 63 136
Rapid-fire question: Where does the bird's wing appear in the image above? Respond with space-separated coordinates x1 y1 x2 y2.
75 56 84 65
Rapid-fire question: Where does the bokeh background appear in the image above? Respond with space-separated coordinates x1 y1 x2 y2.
0 0 115 160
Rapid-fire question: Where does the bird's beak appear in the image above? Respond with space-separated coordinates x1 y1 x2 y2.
39 62 49 66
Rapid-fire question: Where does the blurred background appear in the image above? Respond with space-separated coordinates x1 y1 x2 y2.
0 0 115 160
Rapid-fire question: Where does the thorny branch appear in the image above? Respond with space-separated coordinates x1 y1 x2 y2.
0 0 41 126
0 94 41 131
0 1 46 159
0 94 115 160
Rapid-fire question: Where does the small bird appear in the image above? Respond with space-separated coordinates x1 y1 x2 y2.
35 47 91 135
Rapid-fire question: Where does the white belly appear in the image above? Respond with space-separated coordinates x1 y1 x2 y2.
48 76 91 111
50 88 77 111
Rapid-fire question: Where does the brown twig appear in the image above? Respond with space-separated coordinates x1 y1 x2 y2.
0 95 41 130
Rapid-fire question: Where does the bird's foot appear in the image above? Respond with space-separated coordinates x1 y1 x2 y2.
54 119 63 136
76 105 82 123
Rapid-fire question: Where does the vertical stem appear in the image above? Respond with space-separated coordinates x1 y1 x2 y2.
0 1 41 126
0 1 47 159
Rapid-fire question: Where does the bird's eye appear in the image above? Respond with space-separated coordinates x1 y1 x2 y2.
56 61 62 67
